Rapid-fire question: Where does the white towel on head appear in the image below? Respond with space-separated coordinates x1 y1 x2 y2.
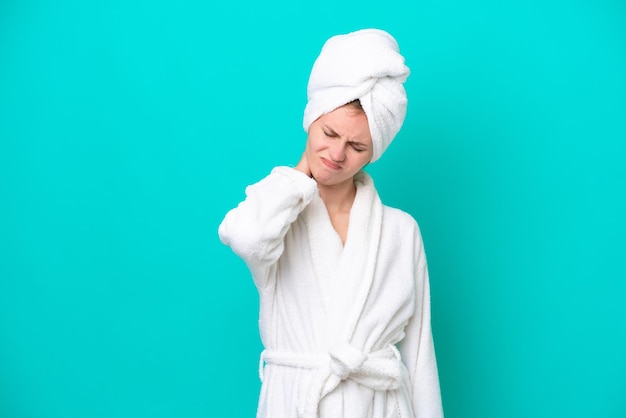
303 29 410 162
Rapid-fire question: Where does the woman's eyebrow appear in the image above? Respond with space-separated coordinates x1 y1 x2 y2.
349 140 368 148
322 124 339 136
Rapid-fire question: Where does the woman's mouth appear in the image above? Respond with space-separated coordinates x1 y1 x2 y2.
321 157 341 170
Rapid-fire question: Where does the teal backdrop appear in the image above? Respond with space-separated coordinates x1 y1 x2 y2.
1 0 625 417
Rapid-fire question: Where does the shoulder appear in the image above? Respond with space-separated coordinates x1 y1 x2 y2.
383 204 420 230
382 204 425 244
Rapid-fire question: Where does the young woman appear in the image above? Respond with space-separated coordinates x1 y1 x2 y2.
219 29 443 418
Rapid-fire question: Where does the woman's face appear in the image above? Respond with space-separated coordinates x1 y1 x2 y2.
305 105 373 188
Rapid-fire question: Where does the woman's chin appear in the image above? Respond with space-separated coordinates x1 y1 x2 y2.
311 170 334 186
312 174 331 185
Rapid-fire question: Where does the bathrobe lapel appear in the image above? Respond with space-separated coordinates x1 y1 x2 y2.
302 190 344 332
302 171 383 347
330 171 383 343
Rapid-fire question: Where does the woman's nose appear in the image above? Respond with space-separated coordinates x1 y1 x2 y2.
329 142 346 162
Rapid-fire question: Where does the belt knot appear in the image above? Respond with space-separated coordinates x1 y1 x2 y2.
329 343 367 380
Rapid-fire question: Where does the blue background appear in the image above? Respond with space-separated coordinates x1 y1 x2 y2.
1 0 625 417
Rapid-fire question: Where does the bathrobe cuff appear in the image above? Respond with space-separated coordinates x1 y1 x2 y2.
271 166 318 203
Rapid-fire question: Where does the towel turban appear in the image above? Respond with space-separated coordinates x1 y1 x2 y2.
303 29 410 162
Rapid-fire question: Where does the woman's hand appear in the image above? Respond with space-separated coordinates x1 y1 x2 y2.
294 152 312 178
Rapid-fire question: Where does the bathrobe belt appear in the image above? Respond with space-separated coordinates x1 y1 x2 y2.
259 343 403 418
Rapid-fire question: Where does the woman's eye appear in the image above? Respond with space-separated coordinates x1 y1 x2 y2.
351 145 365 152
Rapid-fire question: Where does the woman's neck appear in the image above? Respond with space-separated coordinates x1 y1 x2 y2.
318 179 357 215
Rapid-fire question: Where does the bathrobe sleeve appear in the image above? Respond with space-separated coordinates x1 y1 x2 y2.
218 166 317 286
398 223 444 418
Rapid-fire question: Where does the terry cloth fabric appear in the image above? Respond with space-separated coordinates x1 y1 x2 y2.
218 167 444 418
303 29 410 162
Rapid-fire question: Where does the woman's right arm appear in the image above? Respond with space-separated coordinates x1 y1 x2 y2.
218 159 317 274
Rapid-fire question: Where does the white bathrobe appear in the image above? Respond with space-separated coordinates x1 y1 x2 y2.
218 166 443 418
